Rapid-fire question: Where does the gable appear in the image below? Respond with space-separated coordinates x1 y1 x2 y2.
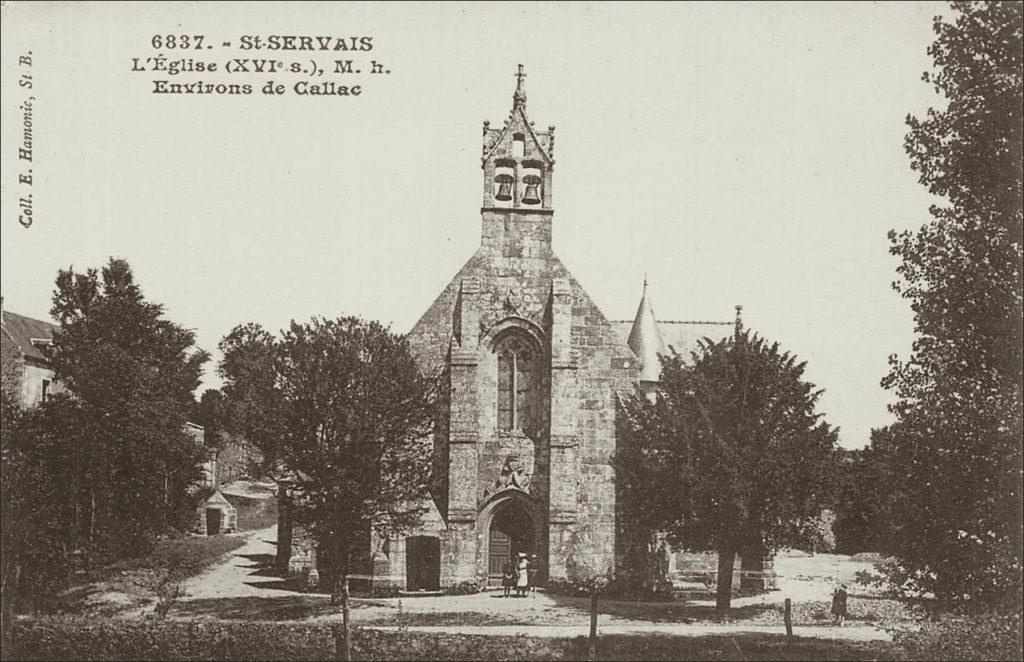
1 310 57 364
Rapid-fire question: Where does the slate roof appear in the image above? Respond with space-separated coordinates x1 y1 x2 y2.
625 286 667 382
1 310 58 363
612 319 734 366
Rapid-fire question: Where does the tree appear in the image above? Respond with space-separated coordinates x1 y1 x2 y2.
1 392 62 648
795 509 837 556
48 258 210 560
217 323 294 570
218 316 439 603
189 388 228 449
831 448 897 555
875 1 1023 608
620 331 837 610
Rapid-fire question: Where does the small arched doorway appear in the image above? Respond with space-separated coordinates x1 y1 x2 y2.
487 498 535 581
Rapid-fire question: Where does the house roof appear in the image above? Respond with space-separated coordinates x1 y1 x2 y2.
612 319 734 368
1 310 58 363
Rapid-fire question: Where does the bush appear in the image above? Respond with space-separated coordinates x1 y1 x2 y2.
143 534 247 579
894 611 1023 662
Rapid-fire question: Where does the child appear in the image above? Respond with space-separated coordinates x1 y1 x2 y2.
831 584 848 627
501 557 515 598
516 552 529 597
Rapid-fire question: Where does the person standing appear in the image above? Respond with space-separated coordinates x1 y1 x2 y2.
516 552 529 597
831 585 848 627
501 556 515 598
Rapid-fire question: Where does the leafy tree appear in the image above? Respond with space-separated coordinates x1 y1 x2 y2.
1 392 64 647
794 509 837 555
218 317 439 602
619 331 837 610
189 388 228 449
875 1 1023 608
48 258 209 560
831 447 897 554
218 323 288 473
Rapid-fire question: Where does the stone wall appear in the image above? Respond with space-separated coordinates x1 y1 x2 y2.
405 222 639 587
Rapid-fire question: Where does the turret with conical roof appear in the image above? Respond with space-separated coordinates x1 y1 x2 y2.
626 277 667 384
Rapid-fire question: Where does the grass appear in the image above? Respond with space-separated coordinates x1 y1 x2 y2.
53 533 249 616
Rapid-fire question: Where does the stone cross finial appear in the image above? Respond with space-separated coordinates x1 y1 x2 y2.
513 64 527 109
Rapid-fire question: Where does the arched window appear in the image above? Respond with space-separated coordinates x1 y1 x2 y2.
496 332 535 432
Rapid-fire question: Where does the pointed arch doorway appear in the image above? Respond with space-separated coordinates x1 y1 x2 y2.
487 498 535 581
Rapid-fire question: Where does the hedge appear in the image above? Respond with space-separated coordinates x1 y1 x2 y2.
4 618 563 661
4 616 901 661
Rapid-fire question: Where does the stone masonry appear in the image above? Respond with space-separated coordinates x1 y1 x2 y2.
396 68 639 590
380 67 737 592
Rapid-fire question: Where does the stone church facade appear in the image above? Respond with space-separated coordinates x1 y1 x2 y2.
377 68 735 592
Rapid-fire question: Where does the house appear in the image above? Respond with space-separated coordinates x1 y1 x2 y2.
1 301 63 408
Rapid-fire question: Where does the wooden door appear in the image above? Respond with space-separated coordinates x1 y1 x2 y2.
489 528 511 577
205 508 221 535
406 536 441 591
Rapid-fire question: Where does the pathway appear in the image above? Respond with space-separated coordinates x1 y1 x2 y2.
179 524 290 600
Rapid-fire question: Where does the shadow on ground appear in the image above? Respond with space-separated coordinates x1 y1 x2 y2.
543 591 777 624
171 595 339 620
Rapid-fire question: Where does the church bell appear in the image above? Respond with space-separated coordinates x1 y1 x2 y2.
495 174 513 202
522 175 541 205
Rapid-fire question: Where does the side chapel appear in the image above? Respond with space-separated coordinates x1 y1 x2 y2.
374 67 737 592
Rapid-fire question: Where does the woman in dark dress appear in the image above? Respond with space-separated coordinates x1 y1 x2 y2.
831 585 848 626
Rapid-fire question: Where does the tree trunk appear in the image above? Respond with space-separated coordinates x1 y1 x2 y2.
716 546 735 611
275 485 292 574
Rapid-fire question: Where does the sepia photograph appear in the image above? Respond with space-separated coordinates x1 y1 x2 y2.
1 2 1021 660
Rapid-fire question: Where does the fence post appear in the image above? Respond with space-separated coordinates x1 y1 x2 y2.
783 597 793 638
587 589 599 661
342 575 352 661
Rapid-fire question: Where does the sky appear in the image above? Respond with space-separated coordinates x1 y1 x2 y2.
1 1 945 449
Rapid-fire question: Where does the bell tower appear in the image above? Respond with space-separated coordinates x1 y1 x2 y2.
480 66 556 257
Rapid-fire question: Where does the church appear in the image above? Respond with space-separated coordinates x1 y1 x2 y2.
375 67 737 592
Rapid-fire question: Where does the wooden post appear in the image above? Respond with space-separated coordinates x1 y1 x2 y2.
341 575 352 661
783 597 793 638
587 590 599 661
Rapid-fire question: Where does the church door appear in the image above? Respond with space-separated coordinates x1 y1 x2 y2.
487 501 534 581
489 528 511 577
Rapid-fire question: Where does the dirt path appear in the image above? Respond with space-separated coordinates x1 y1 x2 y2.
179 525 289 600
168 534 901 643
